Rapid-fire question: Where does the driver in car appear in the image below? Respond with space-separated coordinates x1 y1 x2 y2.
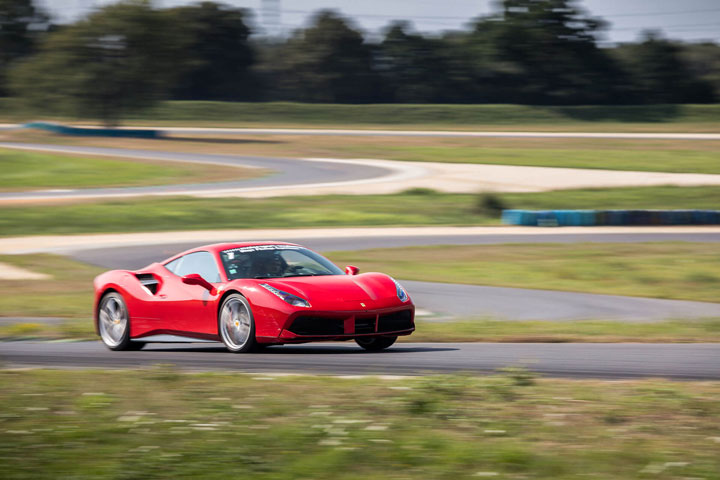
251 251 288 278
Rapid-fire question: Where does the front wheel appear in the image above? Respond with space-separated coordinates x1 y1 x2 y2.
98 292 133 351
219 294 257 353
355 336 397 352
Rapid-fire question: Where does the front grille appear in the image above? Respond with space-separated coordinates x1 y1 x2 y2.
288 310 412 336
288 316 346 336
378 310 413 332
355 315 376 334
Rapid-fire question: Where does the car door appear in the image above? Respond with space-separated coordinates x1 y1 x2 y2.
162 251 223 336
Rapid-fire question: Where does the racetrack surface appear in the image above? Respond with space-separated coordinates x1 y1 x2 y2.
0 143 409 202
1 341 718 379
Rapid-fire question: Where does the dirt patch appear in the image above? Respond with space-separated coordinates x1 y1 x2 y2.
0 261 50 279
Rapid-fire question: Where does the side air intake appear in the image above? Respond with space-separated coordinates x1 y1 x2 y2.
135 274 160 295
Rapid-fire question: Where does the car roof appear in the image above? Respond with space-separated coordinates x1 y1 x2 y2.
164 241 302 263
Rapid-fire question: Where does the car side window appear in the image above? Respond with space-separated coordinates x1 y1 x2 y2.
166 252 221 283
164 257 182 274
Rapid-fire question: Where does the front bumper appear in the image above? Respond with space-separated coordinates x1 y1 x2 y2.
271 306 414 343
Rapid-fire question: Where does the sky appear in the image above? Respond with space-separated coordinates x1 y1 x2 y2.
40 0 720 44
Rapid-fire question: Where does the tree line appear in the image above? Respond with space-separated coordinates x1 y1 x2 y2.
2 0 719 125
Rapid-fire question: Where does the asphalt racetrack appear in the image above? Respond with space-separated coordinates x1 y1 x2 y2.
1 341 719 379
0 143 399 202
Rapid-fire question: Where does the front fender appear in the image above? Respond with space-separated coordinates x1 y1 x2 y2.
93 270 157 337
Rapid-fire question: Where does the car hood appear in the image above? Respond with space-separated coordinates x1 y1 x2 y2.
258 273 395 302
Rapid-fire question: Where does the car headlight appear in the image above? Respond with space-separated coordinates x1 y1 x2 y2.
392 279 409 302
260 283 311 308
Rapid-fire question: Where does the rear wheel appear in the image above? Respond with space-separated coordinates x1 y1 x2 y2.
355 335 397 352
219 294 257 353
98 292 134 351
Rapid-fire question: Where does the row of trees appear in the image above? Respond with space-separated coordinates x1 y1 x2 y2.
2 0 719 125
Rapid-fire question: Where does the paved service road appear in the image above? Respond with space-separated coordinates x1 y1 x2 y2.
1 341 718 379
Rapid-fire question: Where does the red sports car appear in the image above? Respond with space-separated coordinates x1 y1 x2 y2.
93 242 414 353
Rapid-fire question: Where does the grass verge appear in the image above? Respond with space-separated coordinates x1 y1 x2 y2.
376 144 720 173
4 100 720 131
2 187 720 236
0 192 488 235
327 242 720 303
0 148 261 191
0 254 102 319
6 130 720 174
0 369 719 479
405 318 720 343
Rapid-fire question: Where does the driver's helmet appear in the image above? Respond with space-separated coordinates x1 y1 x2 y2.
251 251 287 277
225 254 251 278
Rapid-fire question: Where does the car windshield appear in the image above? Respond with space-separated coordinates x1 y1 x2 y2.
220 245 345 280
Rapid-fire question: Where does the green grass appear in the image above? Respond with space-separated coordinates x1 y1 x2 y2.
501 185 720 210
0 192 486 236
2 186 720 236
373 145 720 173
4 99 720 131
0 254 103 319
0 148 260 191
327 242 720 303
407 318 720 343
135 102 720 129
7 124 720 174
1 369 719 479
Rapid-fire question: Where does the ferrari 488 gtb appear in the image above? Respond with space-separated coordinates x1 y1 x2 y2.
93 242 414 352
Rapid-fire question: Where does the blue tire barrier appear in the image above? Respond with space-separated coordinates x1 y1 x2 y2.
501 209 720 226
23 122 160 139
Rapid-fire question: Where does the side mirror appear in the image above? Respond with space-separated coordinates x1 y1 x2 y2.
345 265 359 276
182 273 217 295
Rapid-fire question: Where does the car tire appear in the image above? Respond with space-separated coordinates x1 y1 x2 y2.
98 292 134 351
218 293 257 353
355 335 397 352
